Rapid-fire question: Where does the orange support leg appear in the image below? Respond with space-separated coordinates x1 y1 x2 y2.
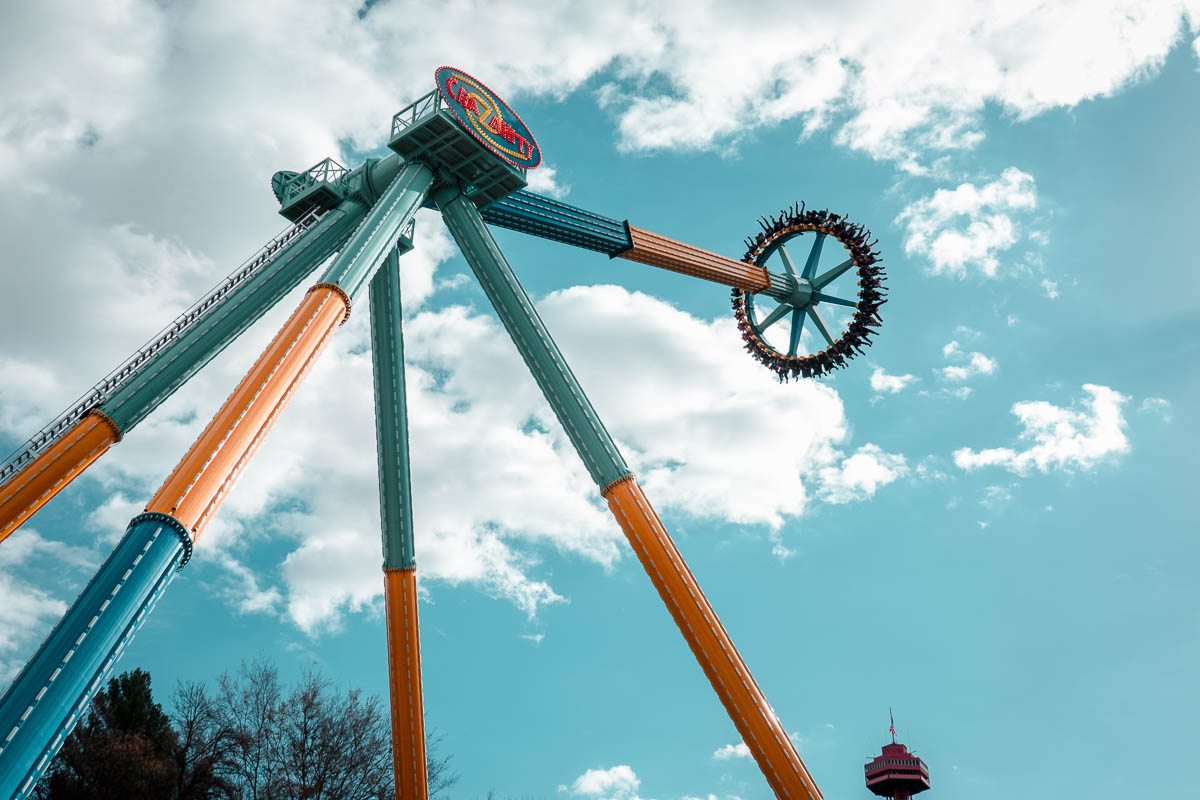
603 476 822 800
146 284 348 533
384 568 428 800
0 410 121 543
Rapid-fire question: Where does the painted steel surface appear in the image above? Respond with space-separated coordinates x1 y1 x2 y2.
384 568 427 800
370 249 417 571
0 208 325 489
478 190 632 255
318 162 434 302
1 272 372 797
0 411 120 542
0 207 361 542
370 250 429 800
0 150 414 523
147 285 347 534
434 186 631 489
0 515 188 800
603 477 821 800
435 67 540 169
622 225 772 291
437 185 819 800
101 203 366 433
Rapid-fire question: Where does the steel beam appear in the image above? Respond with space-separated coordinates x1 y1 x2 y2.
479 190 632 255
0 207 363 542
435 185 630 489
0 513 188 800
0 169 434 797
370 247 417 572
434 186 821 800
370 246 428 800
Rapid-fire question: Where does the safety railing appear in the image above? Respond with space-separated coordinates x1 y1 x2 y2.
390 89 446 139
0 207 329 483
278 157 348 208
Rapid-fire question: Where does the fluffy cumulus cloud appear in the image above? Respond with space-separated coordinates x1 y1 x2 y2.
226 284 906 631
713 742 752 760
870 367 917 394
0 530 93 679
0 0 1189 640
938 340 998 384
816 444 909 504
953 384 1131 474
1 2 1197 177
896 168 1038 278
524 163 571 198
561 765 645 800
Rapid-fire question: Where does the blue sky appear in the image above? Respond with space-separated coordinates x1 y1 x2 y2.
1 2 1198 800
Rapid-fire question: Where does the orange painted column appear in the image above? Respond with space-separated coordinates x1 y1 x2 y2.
0 411 122 543
619 225 772 291
145 284 348 534
383 568 427 800
603 476 822 800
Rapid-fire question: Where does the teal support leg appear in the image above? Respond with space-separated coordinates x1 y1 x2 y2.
101 158 433 433
369 244 431 800
319 163 434 304
433 185 631 490
369 245 416 570
99 202 368 431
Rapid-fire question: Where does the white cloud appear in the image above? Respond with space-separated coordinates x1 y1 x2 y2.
1 0 1172 635
525 163 571 198
817 445 909 504
88 281 902 633
870 367 917 394
0 530 93 679
896 168 1038 278
937 340 998 383
953 384 1130 474
563 766 645 800
713 742 751 760
1138 396 1172 421
1041 278 1061 299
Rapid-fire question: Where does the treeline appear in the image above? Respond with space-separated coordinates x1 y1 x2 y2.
34 661 455 800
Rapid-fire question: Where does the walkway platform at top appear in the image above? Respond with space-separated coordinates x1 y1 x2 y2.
389 89 527 208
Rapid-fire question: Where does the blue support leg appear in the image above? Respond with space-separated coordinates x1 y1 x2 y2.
0 514 191 800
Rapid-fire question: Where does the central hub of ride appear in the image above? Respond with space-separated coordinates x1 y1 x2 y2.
788 278 814 308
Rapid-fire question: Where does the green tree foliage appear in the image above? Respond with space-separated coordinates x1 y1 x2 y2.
36 668 176 800
36 663 457 800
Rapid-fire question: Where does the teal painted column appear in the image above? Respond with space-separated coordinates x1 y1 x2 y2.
433 185 631 490
319 163 434 304
100 201 368 431
369 246 416 569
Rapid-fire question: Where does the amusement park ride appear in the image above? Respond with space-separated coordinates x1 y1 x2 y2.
0 68 900 800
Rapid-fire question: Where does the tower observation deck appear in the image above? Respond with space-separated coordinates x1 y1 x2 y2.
864 716 930 800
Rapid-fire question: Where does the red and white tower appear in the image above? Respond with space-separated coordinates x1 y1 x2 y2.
864 711 931 800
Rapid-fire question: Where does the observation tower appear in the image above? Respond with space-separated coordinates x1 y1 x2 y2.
864 712 931 800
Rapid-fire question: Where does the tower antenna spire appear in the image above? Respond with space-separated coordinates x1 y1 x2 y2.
889 707 896 744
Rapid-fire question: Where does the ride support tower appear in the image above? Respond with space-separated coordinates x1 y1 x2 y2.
0 65 891 800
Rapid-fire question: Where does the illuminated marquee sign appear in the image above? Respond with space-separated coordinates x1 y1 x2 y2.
435 66 541 170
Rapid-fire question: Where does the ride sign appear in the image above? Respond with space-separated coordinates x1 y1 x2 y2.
435 66 541 170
